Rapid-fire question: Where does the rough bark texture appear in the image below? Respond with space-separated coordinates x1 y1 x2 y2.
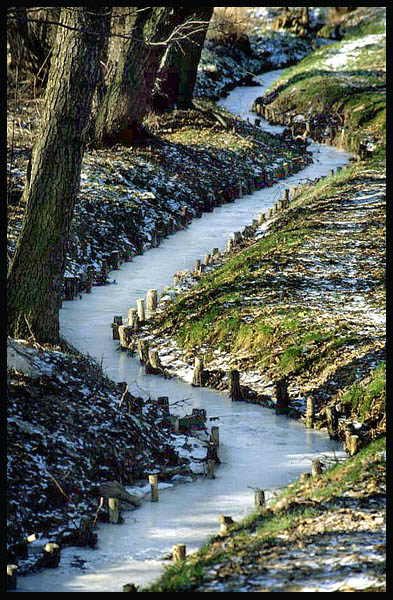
7 7 110 344
152 7 213 110
93 7 207 147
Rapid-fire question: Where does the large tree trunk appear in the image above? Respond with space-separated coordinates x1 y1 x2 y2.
93 7 204 147
7 7 110 344
152 7 213 111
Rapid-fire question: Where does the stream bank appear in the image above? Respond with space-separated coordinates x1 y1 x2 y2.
7 7 385 593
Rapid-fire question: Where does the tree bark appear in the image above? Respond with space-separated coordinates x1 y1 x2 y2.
7 7 110 344
152 7 213 111
93 7 209 147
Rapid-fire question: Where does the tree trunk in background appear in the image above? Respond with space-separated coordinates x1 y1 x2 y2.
93 6 206 147
7 7 60 88
7 7 110 344
152 7 213 111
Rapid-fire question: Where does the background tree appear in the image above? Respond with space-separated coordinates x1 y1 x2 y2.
7 7 111 344
152 7 213 111
93 6 212 146
7 7 60 89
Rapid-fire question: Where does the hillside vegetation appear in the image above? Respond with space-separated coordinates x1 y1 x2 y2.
137 8 386 592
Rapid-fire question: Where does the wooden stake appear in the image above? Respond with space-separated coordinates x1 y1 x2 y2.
349 435 359 456
146 289 157 314
181 206 188 226
112 316 123 340
173 544 186 562
7 565 18 590
128 308 139 331
123 583 138 592
211 426 219 447
326 405 338 439
306 396 315 428
192 356 204 387
118 325 133 351
207 459 215 479
149 474 159 502
254 489 266 513
43 542 61 567
136 299 145 323
218 515 234 535
228 368 242 401
274 378 289 415
108 498 120 523
137 339 149 363
311 459 322 477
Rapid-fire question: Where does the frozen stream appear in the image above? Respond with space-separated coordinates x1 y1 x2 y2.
16 70 351 592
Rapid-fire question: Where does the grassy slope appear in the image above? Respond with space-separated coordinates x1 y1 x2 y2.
140 8 386 592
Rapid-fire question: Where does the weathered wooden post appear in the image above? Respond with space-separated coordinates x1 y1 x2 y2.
147 349 163 373
128 308 139 331
233 231 242 244
284 188 290 206
257 212 266 225
181 206 188 226
218 515 234 535
326 405 339 439
7 564 18 590
306 396 315 428
118 325 133 351
43 542 61 568
254 489 266 513
173 544 186 562
211 426 219 447
274 378 289 415
64 275 76 300
349 435 359 456
146 289 157 315
203 253 211 266
207 459 215 479
136 298 145 323
228 368 242 401
112 316 123 340
111 250 120 269
108 498 120 523
192 356 205 387
149 474 159 502
212 248 220 259
194 259 202 276
226 238 234 254
123 583 138 592
311 459 322 477
137 339 149 364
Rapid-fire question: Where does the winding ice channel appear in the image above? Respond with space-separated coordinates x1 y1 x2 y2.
16 69 351 592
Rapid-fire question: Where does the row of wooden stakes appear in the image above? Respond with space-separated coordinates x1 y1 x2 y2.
62 153 311 303
121 453 330 591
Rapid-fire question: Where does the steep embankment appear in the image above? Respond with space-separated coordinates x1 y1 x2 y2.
134 8 386 593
